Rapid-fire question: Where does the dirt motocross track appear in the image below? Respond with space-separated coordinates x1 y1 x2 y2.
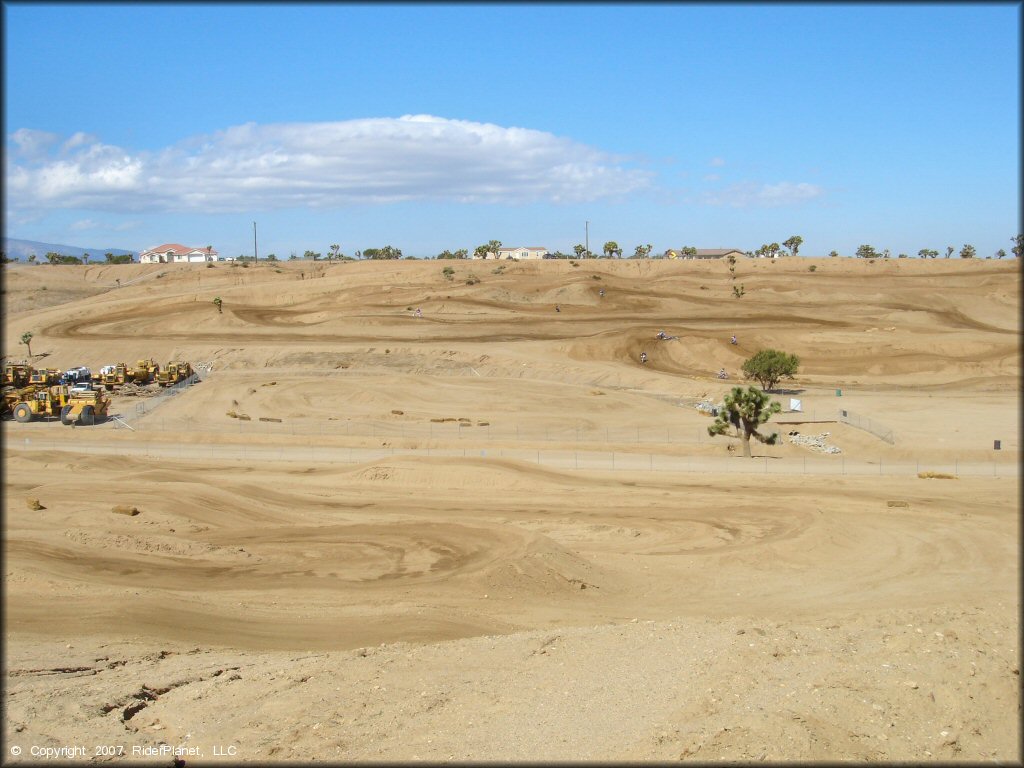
2 256 1020 762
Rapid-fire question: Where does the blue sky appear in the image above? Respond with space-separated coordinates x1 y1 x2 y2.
3 3 1020 258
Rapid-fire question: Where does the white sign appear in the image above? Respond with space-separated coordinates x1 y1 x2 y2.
790 398 802 412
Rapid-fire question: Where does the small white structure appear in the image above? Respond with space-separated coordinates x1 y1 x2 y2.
139 243 220 263
790 398 803 412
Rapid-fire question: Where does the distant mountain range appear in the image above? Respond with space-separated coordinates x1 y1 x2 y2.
3 238 137 261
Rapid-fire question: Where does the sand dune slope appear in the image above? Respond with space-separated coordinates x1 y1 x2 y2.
3 257 1019 762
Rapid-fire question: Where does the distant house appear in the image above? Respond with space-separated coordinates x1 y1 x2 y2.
664 248 746 260
139 243 219 263
473 246 548 260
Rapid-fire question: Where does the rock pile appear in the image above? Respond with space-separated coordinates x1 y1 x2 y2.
787 431 841 454
693 400 720 416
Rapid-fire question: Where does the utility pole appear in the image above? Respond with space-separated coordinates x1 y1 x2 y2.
585 220 589 259
253 221 258 262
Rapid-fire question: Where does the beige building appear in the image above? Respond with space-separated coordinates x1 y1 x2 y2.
473 246 548 260
664 248 746 260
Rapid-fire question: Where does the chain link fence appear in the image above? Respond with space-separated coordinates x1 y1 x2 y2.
837 408 895 444
7 438 1017 478
111 365 209 428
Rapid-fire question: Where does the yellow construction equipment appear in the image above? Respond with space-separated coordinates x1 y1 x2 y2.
128 358 160 384
3 363 32 388
7 384 109 425
156 361 194 387
29 367 62 387
102 363 130 390
59 387 110 425
7 385 67 422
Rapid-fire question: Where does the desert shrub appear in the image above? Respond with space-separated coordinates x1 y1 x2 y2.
808 265 817 272
465 274 480 285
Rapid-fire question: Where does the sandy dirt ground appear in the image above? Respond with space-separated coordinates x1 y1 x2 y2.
2 256 1020 763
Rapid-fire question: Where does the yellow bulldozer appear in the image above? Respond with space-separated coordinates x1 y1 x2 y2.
156 361 194 387
7 384 110 425
3 363 33 388
128 358 160 384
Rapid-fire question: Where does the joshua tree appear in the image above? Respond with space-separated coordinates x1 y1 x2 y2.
959 244 976 259
707 385 782 458
996 249 1006 259
573 244 587 259
603 241 622 259
918 248 938 259
21 331 33 357
1010 235 1023 259
782 235 803 257
328 244 341 261
945 246 954 259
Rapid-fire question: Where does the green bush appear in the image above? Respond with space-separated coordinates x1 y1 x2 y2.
741 349 800 391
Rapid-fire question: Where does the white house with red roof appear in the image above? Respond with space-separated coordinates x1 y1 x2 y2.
139 244 220 263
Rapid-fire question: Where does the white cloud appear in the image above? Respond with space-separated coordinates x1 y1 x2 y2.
63 132 98 151
703 173 720 182
70 218 99 231
9 128 61 160
708 157 726 167
6 116 654 213
700 181 824 208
